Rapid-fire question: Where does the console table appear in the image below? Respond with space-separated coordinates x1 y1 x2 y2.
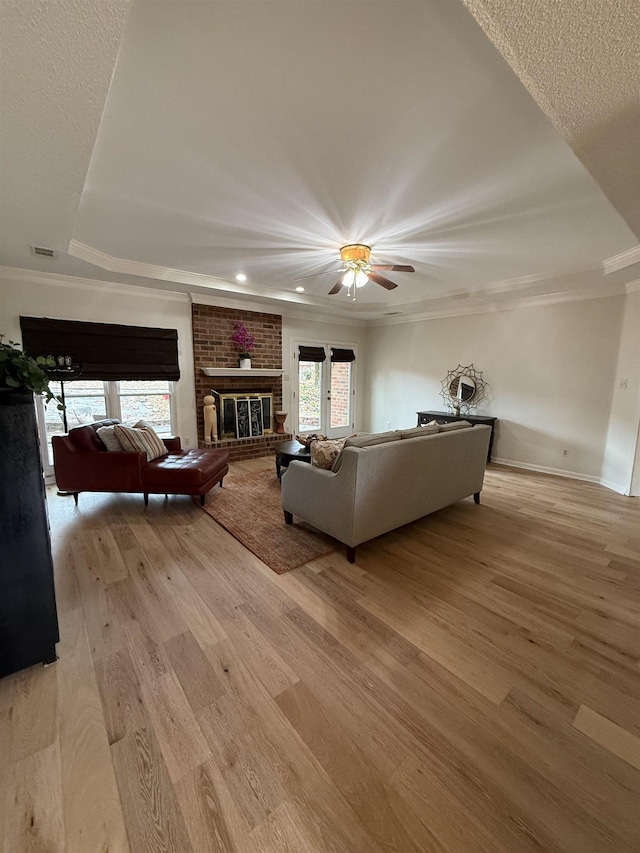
417 410 497 462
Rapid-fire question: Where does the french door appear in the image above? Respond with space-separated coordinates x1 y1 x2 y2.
294 342 356 439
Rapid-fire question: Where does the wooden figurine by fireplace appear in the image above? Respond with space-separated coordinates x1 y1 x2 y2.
216 392 273 439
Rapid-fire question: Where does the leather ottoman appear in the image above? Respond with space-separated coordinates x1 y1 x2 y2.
142 448 230 504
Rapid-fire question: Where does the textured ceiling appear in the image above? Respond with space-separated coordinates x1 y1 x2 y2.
0 0 129 276
1 0 638 321
462 0 640 239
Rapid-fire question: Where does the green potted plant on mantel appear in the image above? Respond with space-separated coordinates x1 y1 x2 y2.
0 337 62 408
231 321 255 369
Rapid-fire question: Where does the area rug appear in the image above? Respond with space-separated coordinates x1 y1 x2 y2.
200 469 337 573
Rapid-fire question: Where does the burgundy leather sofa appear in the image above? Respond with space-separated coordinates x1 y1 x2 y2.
52 420 229 506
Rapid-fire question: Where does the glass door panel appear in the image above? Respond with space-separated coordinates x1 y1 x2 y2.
330 361 351 430
298 360 323 432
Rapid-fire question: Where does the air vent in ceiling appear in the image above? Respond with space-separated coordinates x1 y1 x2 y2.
31 245 56 258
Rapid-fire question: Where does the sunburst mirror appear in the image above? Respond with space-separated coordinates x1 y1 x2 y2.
440 364 487 415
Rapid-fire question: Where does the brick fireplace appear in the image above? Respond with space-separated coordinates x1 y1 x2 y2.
192 304 291 462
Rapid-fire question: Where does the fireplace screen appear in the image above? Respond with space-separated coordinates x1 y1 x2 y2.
218 393 273 439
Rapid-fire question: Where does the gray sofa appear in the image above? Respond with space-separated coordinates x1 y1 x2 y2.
281 421 491 562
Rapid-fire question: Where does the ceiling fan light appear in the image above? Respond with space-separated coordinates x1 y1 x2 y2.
355 270 369 288
342 269 355 287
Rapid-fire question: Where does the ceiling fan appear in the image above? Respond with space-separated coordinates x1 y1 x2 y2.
298 244 415 298
330 244 416 296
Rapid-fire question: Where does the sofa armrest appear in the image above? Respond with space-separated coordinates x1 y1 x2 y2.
281 457 357 546
52 438 146 492
163 437 181 452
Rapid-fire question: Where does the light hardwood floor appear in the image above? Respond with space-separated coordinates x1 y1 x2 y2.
1 459 639 852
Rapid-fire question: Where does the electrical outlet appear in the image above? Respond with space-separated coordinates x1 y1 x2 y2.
387 421 392 429
620 378 628 389
183 437 192 448
562 449 568 457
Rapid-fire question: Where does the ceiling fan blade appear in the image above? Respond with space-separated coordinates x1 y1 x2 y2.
370 264 415 272
328 279 344 295
368 272 398 290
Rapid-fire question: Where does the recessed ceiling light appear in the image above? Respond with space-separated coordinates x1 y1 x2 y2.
235 272 247 283
295 286 305 292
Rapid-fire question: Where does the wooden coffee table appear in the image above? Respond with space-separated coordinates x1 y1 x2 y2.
274 440 311 479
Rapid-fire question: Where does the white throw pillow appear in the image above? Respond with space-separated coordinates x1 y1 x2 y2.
96 425 123 452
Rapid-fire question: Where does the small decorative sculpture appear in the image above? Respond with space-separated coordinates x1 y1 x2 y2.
203 394 218 443
274 411 287 434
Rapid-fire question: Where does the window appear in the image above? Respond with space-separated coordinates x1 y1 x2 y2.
118 380 173 434
36 380 175 473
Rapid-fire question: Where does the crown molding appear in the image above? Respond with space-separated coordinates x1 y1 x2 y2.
68 239 357 318
369 280 627 326
8 240 638 330
68 240 234 290
0 265 190 302
603 245 640 275
189 292 367 327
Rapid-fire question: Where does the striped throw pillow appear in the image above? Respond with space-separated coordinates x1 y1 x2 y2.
114 424 168 461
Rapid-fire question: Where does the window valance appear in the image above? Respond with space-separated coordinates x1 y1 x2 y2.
19 317 180 381
298 345 326 362
330 348 355 363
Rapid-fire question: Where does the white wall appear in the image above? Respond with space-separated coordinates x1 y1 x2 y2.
365 296 626 481
281 313 367 434
0 272 198 446
602 287 640 494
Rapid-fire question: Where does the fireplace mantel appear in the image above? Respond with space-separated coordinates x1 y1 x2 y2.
201 368 284 377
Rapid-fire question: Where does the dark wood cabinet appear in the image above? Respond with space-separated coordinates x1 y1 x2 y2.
0 390 59 678
417 410 497 462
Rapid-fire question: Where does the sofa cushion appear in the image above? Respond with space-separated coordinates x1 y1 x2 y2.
439 420 472 432
310 438 346 470
332 430 402 473
96 425 123 452
399 424 439 439
69 424 104 452
114 424 168 461
141 449 229 488
343 430 401 449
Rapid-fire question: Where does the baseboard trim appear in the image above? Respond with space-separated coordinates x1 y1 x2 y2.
491 458 634 495
491 457 601 485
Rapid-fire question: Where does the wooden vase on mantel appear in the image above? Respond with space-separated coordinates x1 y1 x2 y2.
239 357 251 369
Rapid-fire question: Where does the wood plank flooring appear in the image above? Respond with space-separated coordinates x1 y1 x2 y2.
1 460 639 852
